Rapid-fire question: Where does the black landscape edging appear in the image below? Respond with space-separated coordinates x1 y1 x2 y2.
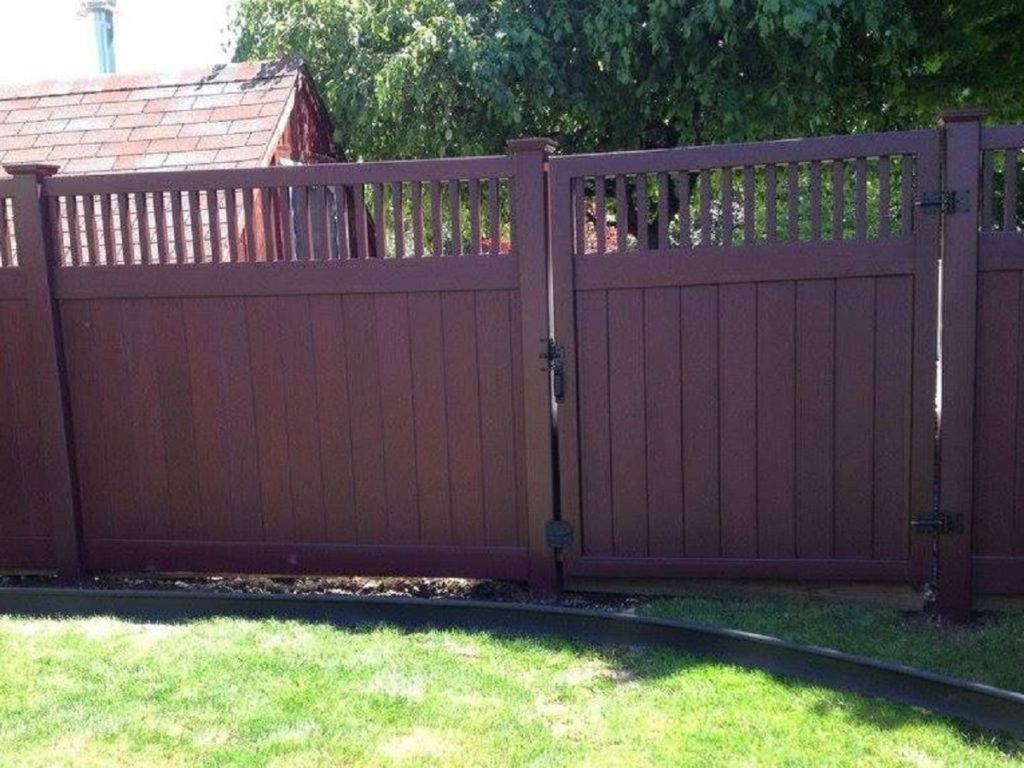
1 586 1021 738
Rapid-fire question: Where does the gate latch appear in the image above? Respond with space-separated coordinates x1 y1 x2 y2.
911 511 964 535
919 189 970 215
541 339 566 403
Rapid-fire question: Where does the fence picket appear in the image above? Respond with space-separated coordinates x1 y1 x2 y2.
810 161 822 241
148 192 163 264
225 189 240 262
721 169 733 247
1005 150 1018 231
832 160 844 240
392 181 405 259
412 181 424 257
878 156 890 238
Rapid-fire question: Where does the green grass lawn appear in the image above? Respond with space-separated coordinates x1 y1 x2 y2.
640 597 1024 693
0 615 1021 767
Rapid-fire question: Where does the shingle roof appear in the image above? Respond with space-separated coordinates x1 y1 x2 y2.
0 59 303 177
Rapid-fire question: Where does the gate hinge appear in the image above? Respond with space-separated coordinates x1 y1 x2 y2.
545 520 574 549
918 189 970 215
911 511 964 535
541 339 566 403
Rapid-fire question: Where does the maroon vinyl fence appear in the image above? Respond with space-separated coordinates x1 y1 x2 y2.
0 112 1021 617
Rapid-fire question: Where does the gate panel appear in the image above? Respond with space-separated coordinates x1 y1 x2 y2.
973 126 1024 594
552 131 940 583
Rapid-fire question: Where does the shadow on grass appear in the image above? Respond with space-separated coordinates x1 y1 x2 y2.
99 612 1022 759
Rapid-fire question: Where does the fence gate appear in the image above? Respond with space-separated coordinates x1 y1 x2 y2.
550 131 941 585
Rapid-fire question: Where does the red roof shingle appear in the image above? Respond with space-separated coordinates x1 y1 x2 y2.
0 60 303 177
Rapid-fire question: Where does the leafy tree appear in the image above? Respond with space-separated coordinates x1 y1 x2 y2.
232 0 1024 161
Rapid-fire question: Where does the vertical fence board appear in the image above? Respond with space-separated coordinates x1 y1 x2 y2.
577 290 613 556
278 297 327 541
973 274 1019 555
308 295 358 544
342 293 388 543
407 292 453 545
873 276 913 560
833 278 876 558
607 289 647 556
441 291 484 544
149 299 203 539
476 291 519 546
643 287 683 557
183 298 262 543
795 279 835 558
681 285 720 557
718 283 758 557
375 293 419 544
247 297 294 542
756 281 796 558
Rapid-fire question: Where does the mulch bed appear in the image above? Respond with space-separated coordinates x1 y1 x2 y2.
0 573 647 613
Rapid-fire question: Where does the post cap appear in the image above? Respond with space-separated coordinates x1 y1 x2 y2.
937 108 988 125
507 137 557 155
2 163 60 179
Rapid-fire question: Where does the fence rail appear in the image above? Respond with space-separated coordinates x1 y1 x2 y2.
0 116 1021 616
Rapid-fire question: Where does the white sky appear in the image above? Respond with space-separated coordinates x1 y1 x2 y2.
0 0 238 85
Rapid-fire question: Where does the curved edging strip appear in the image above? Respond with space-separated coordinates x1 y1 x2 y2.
1 586 1022 738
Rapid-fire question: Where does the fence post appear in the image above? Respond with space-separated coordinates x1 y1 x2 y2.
4 163 83 584
935 109 986 621
508 137 559 598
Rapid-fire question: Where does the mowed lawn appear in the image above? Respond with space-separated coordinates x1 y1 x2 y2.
0 615 1021 767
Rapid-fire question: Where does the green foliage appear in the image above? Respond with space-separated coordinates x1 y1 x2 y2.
232 0 1024 160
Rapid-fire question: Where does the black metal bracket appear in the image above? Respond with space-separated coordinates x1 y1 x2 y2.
545 519 574 549
911 511 964 535
919 189 970 215
541 339 566 403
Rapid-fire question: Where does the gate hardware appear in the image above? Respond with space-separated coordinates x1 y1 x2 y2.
541 339 566 403
545 519 574 549
918 189 970 214
911 511 964 535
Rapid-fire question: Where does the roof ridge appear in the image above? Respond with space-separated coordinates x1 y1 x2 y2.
0 58 302 102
